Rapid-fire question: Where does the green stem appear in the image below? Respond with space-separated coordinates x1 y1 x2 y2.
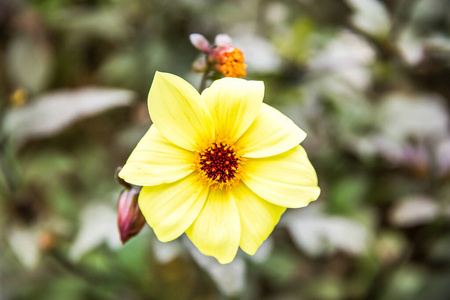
199 69 211 93
0 137 21 199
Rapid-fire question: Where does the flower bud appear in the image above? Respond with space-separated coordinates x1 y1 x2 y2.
116 167 145 244
192 58 207 73
208 46 247 78
190 33 211 53
117 186 145 244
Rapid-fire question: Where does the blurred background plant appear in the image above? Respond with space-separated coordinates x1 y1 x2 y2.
1 0 450 299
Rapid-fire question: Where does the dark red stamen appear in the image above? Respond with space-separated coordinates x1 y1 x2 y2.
199 142 239 183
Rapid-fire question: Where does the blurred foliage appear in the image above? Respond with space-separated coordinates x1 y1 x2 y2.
1 0 450 299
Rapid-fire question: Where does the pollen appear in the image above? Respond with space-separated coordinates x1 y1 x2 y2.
196 141 243 189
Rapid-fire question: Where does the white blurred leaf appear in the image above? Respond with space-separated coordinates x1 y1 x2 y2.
377 92 448 142
6 35 53 93
8 226 40 269
282 204 370 256
370 135 405 164
249 237 274 263
153 239 182 264
308 31 375 72
307 31 375 93
233 34 282 74
325 218 369 254
424 35 450 53
184 237 246 297
397 28 424 65
389 196 438 227
371 135 430 169
283 208 324 255
345 0 391 38
69 203 121 261
264 2 289 25
345 135 379 160
4 88 135 145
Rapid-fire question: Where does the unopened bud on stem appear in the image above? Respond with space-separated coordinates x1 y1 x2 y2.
116 167 145 244
190 33 211 53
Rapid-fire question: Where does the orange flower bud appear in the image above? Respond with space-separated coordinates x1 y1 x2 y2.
208 46 247 78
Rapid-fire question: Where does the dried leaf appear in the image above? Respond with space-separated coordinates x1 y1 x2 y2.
4 88 135 145
389 195 438 227
69 203 121 261
282 204 370 256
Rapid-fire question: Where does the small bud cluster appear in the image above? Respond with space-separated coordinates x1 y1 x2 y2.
190 33 247 78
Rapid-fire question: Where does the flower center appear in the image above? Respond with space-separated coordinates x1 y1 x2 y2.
196 141 242 189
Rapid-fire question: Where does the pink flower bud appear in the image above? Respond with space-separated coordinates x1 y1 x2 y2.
190 33 211 53
117 186 145 244
192 58 207 73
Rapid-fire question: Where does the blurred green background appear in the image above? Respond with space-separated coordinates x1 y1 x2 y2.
1 0 450 299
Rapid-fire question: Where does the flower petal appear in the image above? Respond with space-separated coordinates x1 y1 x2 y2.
186 189 241 264
148 72 214 151
232 183 286 255
202 77 264 142
119 125 194 186
139 173 208 242
237 103 307 158
243 145 320 208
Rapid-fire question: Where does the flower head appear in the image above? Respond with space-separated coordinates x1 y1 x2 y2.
119 72 320 263
208 46 247 78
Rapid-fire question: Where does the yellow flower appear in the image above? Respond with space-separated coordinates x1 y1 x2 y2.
119 72 320 264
